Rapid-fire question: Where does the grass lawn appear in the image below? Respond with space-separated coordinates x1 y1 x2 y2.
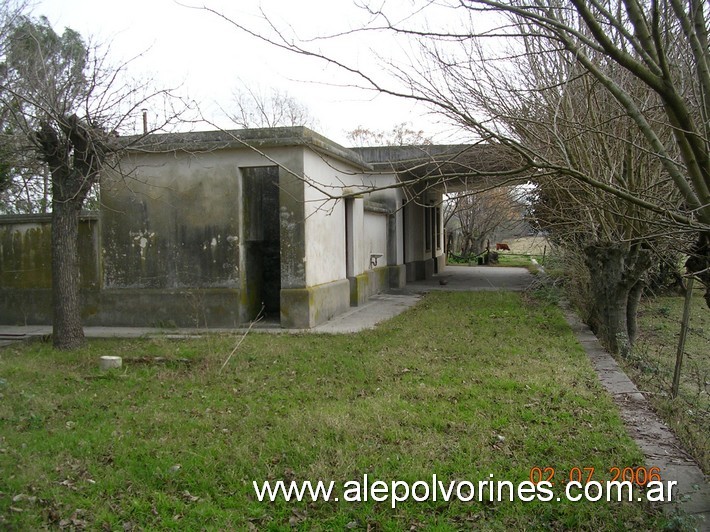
493 254 535 269
0 292 665 530
447 253 537 271
630 287 710 474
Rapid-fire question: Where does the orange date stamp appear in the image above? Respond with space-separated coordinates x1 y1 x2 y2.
529 466 662 487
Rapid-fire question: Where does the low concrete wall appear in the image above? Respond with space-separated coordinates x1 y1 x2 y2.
388 264 406 289
437 254 446 272
406 260 426 282
0 213 100 289
0 213 245 327
349 274 369 307
367 267 389 298
349 266 389 307
281 279 350 328
0 287 243 328
0 214 101 325
91 288 242 328
0 288 54 325
424 258 435 279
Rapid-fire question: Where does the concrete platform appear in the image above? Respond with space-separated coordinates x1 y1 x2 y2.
404 264 534 292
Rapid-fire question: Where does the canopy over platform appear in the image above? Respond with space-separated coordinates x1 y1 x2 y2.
352 144 528 193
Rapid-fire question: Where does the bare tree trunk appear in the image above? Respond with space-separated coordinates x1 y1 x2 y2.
584 243 651 356
686 232 710 308
42 171 49 214
461 233 473 256
585 246 629 353
51 200 84 349
626 280 644 346
473 236 487 256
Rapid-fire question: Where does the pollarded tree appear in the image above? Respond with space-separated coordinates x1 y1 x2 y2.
0 13 180 349
1 15 117 349
498 33 684 354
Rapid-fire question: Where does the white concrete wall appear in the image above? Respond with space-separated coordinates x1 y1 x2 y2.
405 203 424 262
347 174 402 275
301 151 406 284
436 200 444 256
363 211 388 269
358 174 401 270
302 150 352 286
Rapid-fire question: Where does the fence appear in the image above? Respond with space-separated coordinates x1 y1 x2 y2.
629 284 709 473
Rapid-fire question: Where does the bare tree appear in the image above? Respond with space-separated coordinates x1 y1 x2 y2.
500 29 685 354
0 13 181 348
227 84 318 129
446 186 522 257
347 122 432 147
0 0 30 199
0 165 51 213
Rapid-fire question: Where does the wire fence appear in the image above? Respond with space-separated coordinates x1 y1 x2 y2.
629 285 709 473
524 246 708 473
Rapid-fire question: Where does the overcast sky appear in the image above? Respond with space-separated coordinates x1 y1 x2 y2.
32 0 459 145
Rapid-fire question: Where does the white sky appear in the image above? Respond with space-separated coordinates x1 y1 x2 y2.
32 0 462 145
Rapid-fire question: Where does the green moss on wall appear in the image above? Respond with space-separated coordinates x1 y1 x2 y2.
0 216 100 289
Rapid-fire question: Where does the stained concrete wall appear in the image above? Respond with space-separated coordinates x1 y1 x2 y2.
294 150 354 326
300 151 407 313
99 150 241 326
345 177 404 304
0 213 100 325
104 146 303 291
101 146 306 327
351 197 365 277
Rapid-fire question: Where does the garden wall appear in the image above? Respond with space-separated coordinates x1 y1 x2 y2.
0 213 100 325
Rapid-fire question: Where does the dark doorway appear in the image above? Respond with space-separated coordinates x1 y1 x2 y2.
243 166 281 320
425 204 438 274
401 202 407 267
432 205 440 274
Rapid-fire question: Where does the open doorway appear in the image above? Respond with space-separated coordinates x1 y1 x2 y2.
242 166 281 321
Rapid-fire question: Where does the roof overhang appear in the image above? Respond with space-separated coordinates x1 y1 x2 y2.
352 144 528 193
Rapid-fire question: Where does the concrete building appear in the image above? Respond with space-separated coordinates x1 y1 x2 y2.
1 127 470 329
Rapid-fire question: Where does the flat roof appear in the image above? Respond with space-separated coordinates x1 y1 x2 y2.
122 127 523 189
123 126 373 171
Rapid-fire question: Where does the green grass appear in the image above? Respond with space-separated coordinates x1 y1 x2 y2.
628 288 710 474
494 254 530 267
493 254 538 272
447 253 539 272
0 292 664 529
